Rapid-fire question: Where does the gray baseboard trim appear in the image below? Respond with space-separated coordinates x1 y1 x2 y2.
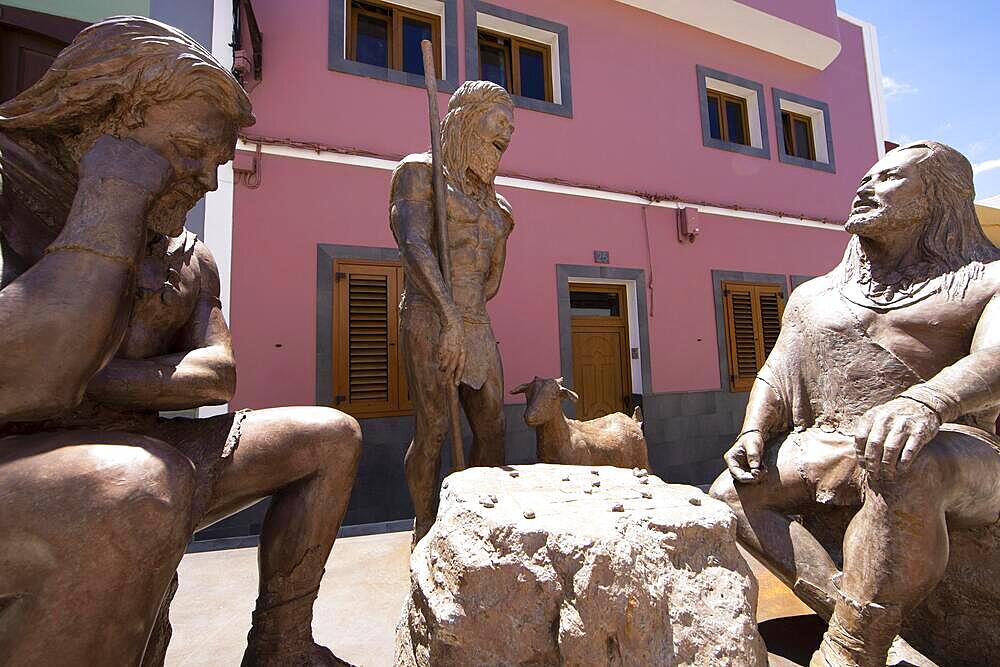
188 518 416 553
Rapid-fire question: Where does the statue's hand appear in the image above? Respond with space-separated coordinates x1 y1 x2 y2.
80 135 174 197
724 431 766 484
438 318 466 387
854 397 941 481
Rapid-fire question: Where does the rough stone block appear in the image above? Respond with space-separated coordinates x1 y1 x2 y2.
395 464 766 666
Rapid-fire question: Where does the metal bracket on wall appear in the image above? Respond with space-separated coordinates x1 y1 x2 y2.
233 142 262 188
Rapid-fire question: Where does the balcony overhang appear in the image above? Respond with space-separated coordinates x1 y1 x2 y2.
614 0 842 70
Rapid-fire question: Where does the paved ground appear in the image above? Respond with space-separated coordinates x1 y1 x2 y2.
166 529 815 666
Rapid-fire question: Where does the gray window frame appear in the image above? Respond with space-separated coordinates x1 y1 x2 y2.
464 0 573 118
328 0 460 92
773 88 836 173
696 65 770 160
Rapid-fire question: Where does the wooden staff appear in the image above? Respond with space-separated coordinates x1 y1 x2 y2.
421 39 466 471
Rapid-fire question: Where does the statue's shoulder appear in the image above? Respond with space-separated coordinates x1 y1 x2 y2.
785 273 836 313
391 153 433 200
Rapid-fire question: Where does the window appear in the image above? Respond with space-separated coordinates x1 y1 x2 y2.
477 29 552 102
706 90 750 146
333 260 411 418
347 0 441 78
781 110 815 160
465 1 572 117
722 281 785 392
696 66 769 159
773 89 835 172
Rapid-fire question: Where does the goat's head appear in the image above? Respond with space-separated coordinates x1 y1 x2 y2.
510 376 579 427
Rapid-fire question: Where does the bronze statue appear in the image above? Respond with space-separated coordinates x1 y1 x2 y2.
389 81 515 543
710 141 1000 666
0 17 361 666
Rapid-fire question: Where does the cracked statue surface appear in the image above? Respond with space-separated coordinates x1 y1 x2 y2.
389 80 515 544
710 141 1000 667
0 17 361 666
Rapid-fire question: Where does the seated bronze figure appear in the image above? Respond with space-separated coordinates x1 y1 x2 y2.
0 17 361 666
712 141 1000 666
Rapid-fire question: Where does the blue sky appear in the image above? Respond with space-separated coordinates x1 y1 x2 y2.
838 0 1000 203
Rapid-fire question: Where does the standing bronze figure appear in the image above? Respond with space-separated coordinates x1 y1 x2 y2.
711 141 1000 666
390 81 515 543
0 17 361 666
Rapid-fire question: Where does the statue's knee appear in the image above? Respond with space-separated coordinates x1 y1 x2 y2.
294 407 363 470
709 472 740 509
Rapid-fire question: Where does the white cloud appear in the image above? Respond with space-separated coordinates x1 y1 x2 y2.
973 158 1000 176
882 75 918 98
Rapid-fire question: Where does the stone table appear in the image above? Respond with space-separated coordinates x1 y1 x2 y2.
395 464 767 666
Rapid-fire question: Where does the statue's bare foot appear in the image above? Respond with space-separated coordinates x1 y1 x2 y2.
241 642 355 667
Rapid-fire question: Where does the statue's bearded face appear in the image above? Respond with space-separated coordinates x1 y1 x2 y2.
124 96 238 237
468 103 515 183
845 147 932 240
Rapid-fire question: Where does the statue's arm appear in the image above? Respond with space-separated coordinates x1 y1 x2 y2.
0 137 168 420
900 291 1000 422
389 159 465 383
723 294 797 482
85 242 236 410
389 161 459 322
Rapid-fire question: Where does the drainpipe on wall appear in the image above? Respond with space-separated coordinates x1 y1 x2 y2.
641 205 654 318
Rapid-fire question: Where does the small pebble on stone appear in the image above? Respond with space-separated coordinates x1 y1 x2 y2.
523 510 535 519
489 494 498 503
591 469 600 475
632 468 648 478
481 501 495 508
561 475 571 482
583 488 593 495
641 491 652 499
639 478 649 485
592 480 601 487
611 502 625 512
689 497 702 506
442 481 449 489
509 471 520 478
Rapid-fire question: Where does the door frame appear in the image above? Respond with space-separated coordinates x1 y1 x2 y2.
569 282 633 418
555 265 652 418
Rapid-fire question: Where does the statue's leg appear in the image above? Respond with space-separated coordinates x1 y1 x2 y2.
192 407 362 667
460 352 506 467
0 432 194 667
816 428 1000 667
710 432 854 618
399 306 449 544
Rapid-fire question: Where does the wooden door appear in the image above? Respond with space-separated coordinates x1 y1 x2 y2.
0 6 85 102
569 283 632 421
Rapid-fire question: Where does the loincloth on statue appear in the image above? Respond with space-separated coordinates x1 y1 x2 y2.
399 296 501 391
2 405 251 520
778 424 1000 508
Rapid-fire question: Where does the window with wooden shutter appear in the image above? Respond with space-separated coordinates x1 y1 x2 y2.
722 281 785 392
333 260 411 418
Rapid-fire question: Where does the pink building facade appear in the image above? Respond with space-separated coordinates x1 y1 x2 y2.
208 0 887 536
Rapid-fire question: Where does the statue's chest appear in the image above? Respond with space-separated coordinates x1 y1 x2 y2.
118 242 199 358
445 190 508 267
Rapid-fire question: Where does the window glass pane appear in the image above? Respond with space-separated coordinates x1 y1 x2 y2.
355 14 389 68
519 47 547 100
707 95 722 140
570 291 621 317
725 99 748 145
793 118 813 159
401 17 433 76
480 42 509 91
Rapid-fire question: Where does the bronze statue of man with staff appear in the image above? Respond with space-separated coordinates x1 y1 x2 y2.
389 55 515 543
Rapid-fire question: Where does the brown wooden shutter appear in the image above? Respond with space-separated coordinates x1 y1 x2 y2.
723 281 784 392
333 261 409 417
